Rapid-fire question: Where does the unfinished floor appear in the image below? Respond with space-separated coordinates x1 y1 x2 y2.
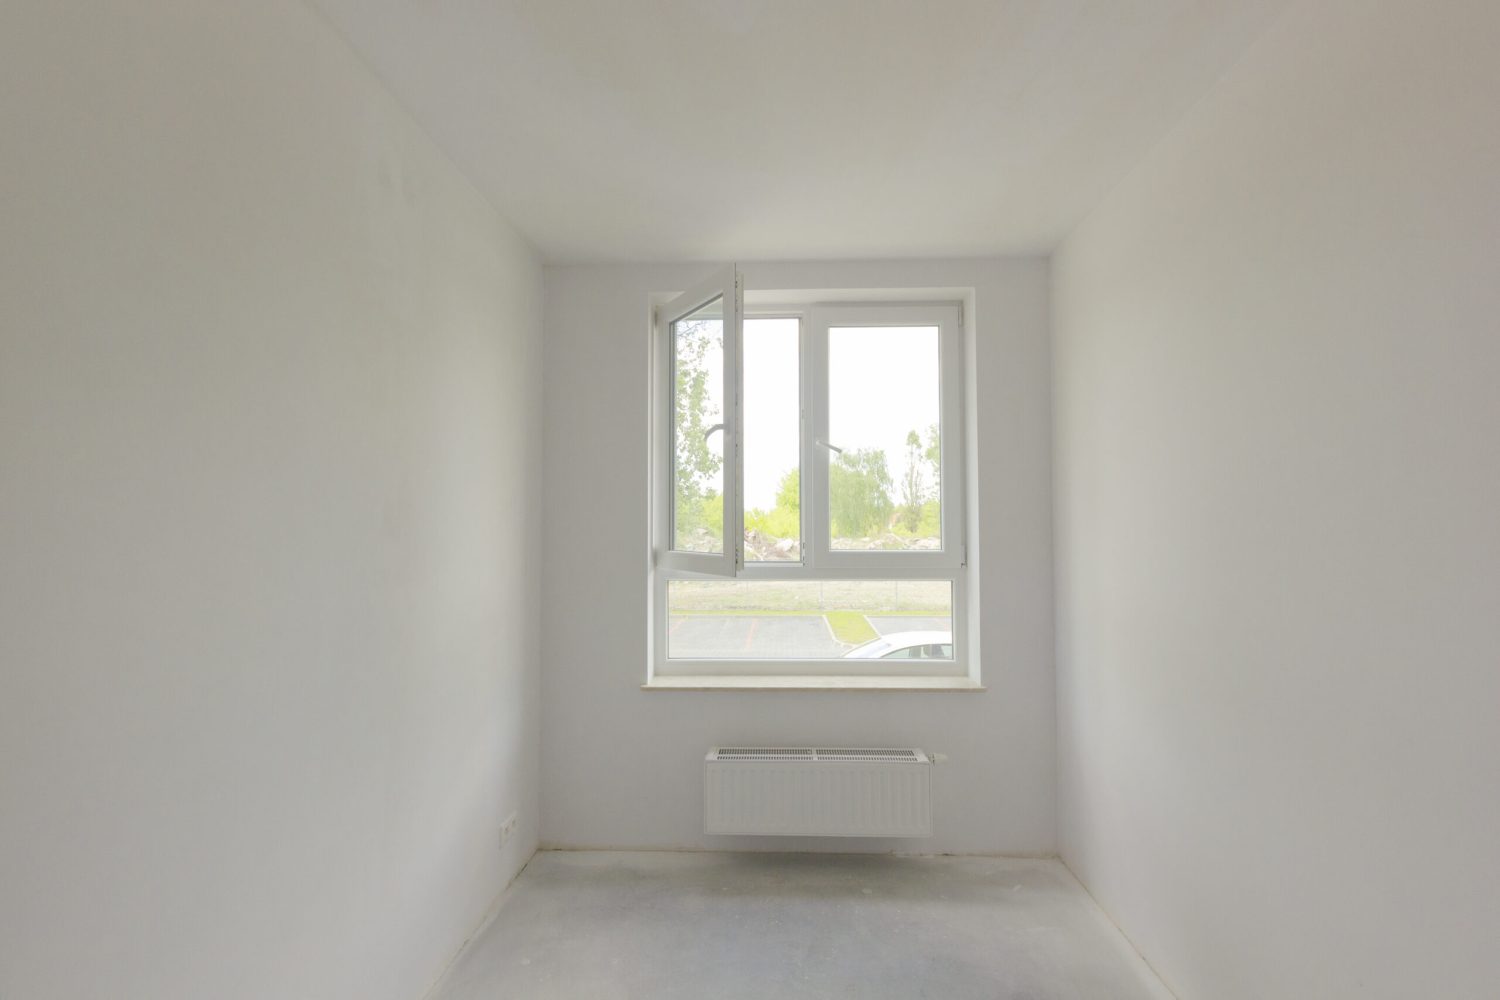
431 852 1173 1000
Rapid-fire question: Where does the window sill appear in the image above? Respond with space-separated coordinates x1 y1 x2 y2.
642 675 984 692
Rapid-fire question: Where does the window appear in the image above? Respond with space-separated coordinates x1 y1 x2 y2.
651 267 968 680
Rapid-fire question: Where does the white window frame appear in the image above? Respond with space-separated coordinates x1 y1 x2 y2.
809 303 966 572
650 277 969 679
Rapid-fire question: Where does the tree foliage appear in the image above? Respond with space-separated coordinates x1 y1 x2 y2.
895 425 942 535
924 423 940 483
775 467 800 515
899 430 926 531
672 319 722 543
745 467 799 541
830 448 894 538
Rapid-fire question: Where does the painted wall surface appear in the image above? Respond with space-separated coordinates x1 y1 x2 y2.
1054 2 1500 998
540 259 1055 856
0 3 542 999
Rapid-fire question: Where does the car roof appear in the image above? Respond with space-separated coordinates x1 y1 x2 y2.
845 630 954 657
869 630 951 647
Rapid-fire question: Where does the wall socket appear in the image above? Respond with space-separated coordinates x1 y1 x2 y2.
499 811 519 848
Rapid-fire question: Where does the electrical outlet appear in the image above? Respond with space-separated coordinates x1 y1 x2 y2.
499 811 519 848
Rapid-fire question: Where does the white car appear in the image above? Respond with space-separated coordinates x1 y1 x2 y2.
844 630 954 660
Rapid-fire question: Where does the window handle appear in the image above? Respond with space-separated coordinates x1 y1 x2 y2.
704 423 724 441
815 438 844 455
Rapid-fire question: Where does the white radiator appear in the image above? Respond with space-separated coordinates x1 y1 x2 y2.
704 747 932 837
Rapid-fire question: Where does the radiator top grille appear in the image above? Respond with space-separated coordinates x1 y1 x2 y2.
709 747 927 763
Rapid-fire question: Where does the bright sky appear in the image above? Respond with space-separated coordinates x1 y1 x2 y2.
742 319 940 512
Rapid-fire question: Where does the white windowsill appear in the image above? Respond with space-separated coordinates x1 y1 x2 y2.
642 675 985 692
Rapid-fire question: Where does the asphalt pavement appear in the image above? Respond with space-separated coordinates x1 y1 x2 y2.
668 614 952 658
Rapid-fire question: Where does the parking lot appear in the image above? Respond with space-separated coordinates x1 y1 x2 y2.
667 614 952 659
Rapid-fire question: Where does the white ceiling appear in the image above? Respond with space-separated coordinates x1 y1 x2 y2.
311 1 1287 263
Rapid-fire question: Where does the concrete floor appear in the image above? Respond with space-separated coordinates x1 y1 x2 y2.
431 851 1173 1000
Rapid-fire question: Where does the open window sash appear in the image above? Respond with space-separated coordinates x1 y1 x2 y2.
655 265 742 578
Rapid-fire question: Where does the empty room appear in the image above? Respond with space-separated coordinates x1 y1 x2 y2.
3 2 1496 998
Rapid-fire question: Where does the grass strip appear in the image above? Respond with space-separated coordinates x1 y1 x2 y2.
824 611 879 645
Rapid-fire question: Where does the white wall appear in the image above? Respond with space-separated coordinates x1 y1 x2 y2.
1054 2 1500 998
541 259 1055 856
0 4 542 999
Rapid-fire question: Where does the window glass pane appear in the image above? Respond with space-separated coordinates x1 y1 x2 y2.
671 297 724 553
827 326 941 551
742 318 800 562
666 580 952 660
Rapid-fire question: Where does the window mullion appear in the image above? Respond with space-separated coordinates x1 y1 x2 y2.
803 305 827 572
728 271 744 576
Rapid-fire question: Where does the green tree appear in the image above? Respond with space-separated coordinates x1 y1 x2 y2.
830 448 894 539
672 320 723 545
924 423 941 486
745 467 799 541
912 424 943 539
774 467 799 516
899 429 926 531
